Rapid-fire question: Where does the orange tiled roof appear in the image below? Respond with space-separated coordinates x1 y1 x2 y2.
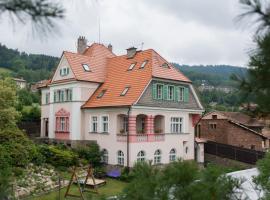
52 43 115 83
82 49 190 108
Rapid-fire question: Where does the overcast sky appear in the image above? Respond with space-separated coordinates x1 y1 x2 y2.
0 0 254 66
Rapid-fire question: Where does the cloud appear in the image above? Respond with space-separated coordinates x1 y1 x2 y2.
0 0 253 66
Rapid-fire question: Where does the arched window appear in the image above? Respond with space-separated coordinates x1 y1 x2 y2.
137 151 146 162
154 149 161 165
101 149 108 164
169 148 176 162
117 150 124 166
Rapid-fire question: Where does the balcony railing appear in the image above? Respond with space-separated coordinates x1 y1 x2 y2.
117 133 165 143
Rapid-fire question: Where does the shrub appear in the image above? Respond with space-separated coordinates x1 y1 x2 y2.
120 167 134 182
75 143 102 167
94 166 106 179
39 145 79 168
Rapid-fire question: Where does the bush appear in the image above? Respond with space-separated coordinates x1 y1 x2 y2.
39 145 79 168
120 167 134 182
94 166 107 179
75 143 102 167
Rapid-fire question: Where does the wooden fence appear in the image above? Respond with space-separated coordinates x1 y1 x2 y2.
205 141 265 165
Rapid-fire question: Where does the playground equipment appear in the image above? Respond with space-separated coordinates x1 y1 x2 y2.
65 165 106 199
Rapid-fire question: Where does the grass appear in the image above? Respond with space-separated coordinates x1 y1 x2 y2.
28 178 127 200
0 67 12 74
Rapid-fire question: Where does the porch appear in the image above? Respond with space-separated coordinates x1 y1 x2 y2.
117 114 166 143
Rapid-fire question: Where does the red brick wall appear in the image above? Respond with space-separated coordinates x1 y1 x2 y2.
199 119 264 151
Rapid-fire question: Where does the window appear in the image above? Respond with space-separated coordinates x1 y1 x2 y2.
117 150 124 165
161 63 169 68
170 117 183 133
45 92 50 104
91 116 98 132
209 123 217 129
137 151 145 162
154 149 161 165
212 115 217 119
101 149 108 164
140 60 148 69
169 149 176 162
179 87 184 101
82 64 90 71
65 89 72 101
123 117 128 133
101 116 109 132
60 90 65 102
157 84 163 99
56 117 69 132
60 67 69 76
120 87 130 96
97 89 106 98
128 63 136 70
168 86 174 100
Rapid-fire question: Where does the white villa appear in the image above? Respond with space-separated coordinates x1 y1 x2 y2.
39 36 204 167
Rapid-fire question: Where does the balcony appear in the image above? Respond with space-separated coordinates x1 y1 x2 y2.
117 133 165 143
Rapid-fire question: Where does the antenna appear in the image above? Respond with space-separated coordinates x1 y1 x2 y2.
141 42 144 50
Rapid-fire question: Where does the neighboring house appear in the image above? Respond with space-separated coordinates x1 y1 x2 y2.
13 77 26 89
39 36 204 167
197 111 269 151
31 80 50 92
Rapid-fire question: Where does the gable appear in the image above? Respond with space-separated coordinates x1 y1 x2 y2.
52 54 75 83
203 112 228 120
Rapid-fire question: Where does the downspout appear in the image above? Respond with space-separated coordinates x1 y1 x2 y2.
127 106 131 170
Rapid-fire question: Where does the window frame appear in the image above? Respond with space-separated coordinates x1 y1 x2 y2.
101 115 109 133
154 149 161 165
102 149 108 164
179 87 184 102
90 116 98 133
97 89 107 98
157 84 163 100
117 150 124 166
128 62 137 71
168 85 174 100
45 92 50 104
170 117 183 133
169 148 176 162
139 60 148 69
82 64 91 71
137 151 146 162
120 87 130 96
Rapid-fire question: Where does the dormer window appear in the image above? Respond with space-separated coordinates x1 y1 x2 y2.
128 63 136 71
97 89 107 98
161 63 169 68
60 67 69 76
82 64 90 71
140 60 148 69
120 87 130 96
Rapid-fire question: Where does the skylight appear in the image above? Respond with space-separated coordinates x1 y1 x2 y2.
140 60 148 69
97 89 107 98
120 87 130 96
161 63 169 68
128 63 136 70
82 64 90 71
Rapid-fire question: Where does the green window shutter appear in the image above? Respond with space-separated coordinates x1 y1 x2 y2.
163 85 168 100
60 69 62 76
152 83 157 99
175 87 180 101
184 87 189 102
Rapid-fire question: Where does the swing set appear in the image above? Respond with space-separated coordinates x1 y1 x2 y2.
64 164 106 200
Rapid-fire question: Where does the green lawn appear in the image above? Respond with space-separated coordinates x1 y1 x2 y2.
29 178 127 200
0 67 12 74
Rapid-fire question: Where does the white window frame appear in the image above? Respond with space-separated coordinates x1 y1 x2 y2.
179 87 184 102
82 64 90 71
157 84 163 100
140 60 148 69
137 151 146 162
65 89 72 101
101 115 109 133
60 117 66 131
120 87 130 96
170 117 183 133
90 116 98 133
154 149 161 165
169 149 176 162
128 63 136 70
117 150 124 166
102 149 108 164
45 92 50 104
123 116 128 133
168 85 174 100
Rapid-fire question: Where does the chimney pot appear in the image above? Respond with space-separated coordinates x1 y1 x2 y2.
77 36 87 54
126 47 137 59
108 44 113 52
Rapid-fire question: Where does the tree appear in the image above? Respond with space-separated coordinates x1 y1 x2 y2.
237 0 270 116
0 0 64 34
119 161 239 200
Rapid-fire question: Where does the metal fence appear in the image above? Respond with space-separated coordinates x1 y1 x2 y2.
205 141 265 165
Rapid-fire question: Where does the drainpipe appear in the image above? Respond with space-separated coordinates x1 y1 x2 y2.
127 107 131 170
